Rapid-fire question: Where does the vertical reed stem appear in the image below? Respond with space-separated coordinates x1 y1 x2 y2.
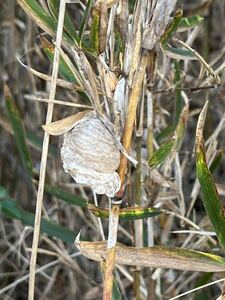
28 1 66 299
103 52 148 300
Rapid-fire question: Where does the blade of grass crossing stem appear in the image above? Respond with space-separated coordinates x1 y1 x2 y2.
0 198 76 243
17 0 73 45
196 102 225 250
46 0 79 44
40 37 77 82
4 84 33 179
28 1 67 299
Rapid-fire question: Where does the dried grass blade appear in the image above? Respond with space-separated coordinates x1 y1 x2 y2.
75 240 225 273
42 110 91 135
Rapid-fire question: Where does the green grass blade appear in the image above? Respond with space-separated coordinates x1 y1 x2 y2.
90 7 100 53
40 37 77 82
45 184 88 208
46 0 79 44
17 0 72 44
179 15 204 29
79 0 93 41
0 197 76 243
88 204 162 220
164 46 195 60
160 9 182 46
196 102 225 250
156 124 176 143
149 140 175 169
4 84 33 179
112 280 122 300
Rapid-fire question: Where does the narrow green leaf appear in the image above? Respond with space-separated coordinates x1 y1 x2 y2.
156 124 176 143
17 0 72 45
196 102 225 250
164 46 196 60
160 9 182 46
4 84 33 178
179 15 204 29
88 204 162 220
79 0 93 41
0 197 76 243
45 184 88 208
112 280 122 300
46 0 79 44
40 37 76 82
90 7 100 53
149 140 175 169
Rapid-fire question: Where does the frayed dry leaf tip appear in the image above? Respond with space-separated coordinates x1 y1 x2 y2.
42 110 91 135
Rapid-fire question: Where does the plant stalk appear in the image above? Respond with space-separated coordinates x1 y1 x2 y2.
103 51 148 300
28 1 66 299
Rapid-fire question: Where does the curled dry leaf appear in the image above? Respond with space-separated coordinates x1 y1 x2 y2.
75 239 225 273
60 111 121 197
42 110 90 135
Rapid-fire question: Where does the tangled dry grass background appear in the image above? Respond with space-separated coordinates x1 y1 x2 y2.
1 0 225 299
